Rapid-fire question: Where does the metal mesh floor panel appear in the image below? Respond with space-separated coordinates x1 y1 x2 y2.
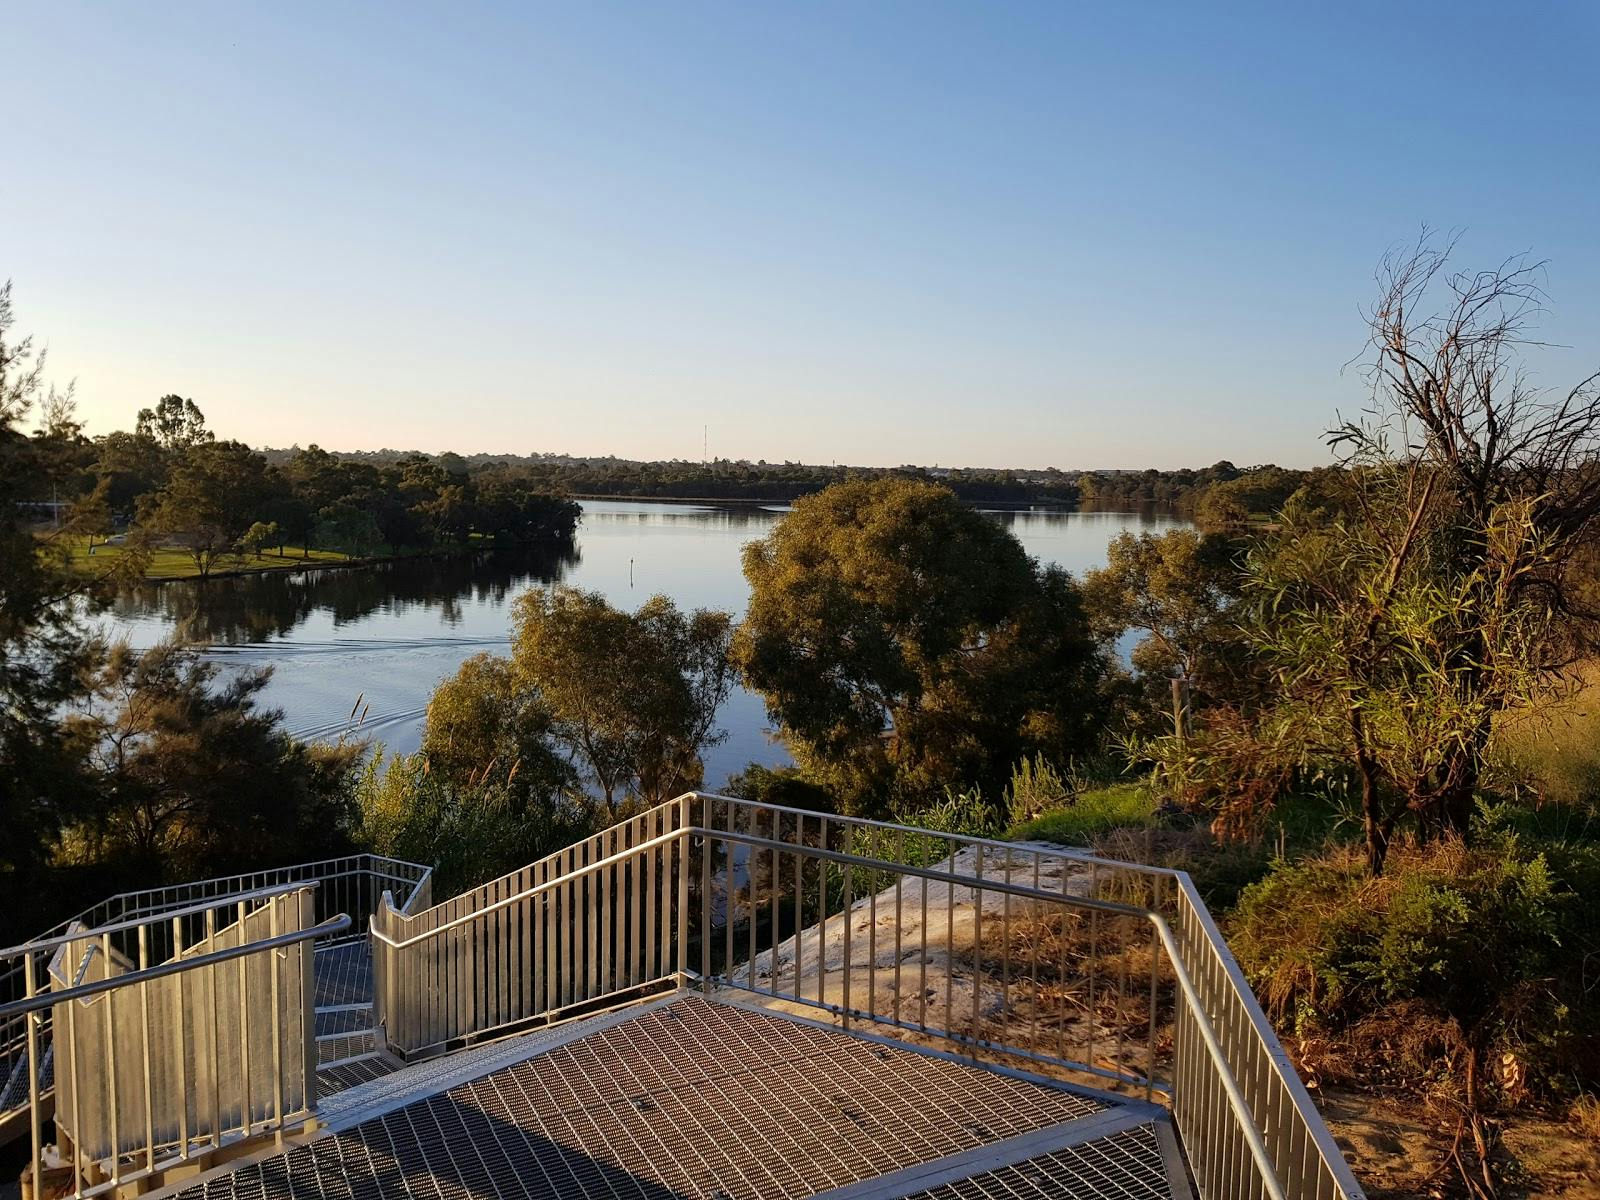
318 1031 379 1066
177 996 1125 1200
897 1122 1174 1200
314 1007 375 1037
316 1054 402 1101
313 942 373 1009
317 1004 667 1132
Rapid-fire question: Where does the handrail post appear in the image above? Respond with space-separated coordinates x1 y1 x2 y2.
302 891 317 1118
676 795 690 985
24 953 41 1200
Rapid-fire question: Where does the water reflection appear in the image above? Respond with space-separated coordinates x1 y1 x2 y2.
109 541 582 646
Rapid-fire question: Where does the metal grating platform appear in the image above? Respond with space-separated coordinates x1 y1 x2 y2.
896 1123 1176 1200
172 994 1184 1200
315 1054 402 1102
312 941 373 1009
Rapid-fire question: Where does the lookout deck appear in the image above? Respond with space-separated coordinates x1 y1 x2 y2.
170 993 1188 1200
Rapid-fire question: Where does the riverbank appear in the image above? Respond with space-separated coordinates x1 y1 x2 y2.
572 491 1084 511
59 536 564 583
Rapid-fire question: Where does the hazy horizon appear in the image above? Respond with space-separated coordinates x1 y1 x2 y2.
8 2 1598 470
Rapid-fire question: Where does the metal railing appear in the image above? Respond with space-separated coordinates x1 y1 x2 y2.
372 792 1365 1200
0 853 429 1147
32 854 432 947
372 804 689 1054
2 884 348 1200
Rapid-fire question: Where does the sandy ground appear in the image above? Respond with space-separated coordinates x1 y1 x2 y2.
718 840 1162 1088
1318 1088 1600 1199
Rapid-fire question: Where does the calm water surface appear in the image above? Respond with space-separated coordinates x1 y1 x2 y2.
101 500 1189 787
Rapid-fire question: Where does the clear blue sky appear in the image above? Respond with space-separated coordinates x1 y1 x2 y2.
7 2 1598 469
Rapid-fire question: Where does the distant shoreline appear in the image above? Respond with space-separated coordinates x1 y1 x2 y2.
568 492 1082 510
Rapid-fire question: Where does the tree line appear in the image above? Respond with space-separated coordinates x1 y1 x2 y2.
35 391 580 579
261 444 1321 510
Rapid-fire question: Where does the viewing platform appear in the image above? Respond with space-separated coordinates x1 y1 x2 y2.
2 795 1366 1200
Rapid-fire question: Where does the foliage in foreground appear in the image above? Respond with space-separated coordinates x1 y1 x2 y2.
1008 783 1157 846
1228 810 1600 1111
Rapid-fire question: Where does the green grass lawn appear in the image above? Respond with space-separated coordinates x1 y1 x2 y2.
61 536 353 580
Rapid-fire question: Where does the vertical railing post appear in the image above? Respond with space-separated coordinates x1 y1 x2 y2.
301 890 318 1117
267 894 284 1147
137 924 154 1175
65 941 84 1191
100 928 121 1193
677 796 692 985
172 915 190 1157
699 797 711 991
23 953 41 1200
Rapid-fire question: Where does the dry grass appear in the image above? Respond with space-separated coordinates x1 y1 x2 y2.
1570 1093 1600 1141
1494 660 1600 812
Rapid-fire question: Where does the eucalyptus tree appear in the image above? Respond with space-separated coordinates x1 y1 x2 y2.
1081 528 1243 724
512 586 736 814
1241 237 1600 872
0 282 110 888
733 478 1107 812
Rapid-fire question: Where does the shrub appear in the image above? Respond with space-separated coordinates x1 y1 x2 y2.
893 786 1003 840
1092 825 1274 911
1004 754 1072 825
355 746 595 898
1228 813 1600 1105
1124 707 1300 840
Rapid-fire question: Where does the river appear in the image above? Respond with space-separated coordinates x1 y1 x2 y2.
99 499 1189 787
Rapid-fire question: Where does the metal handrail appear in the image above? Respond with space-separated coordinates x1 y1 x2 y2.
367 812 1289 1197
90 853 427 911
0 881 315 959
14 886 335 1200
702 821 1290 1200
25 853 431 946
696 790 1173 876
1 855 431 1125
0 916 351 1021
371 829 688 948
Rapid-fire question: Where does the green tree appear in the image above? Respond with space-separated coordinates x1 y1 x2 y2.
421 482 473 546
1348 239 1600 833
141 440 275 577
732 478 1108 811
312 501 383 555
421 652 576 811
511 587 735 814
1194 486 1251 532
238 520 279 559
63 641 361 876
93 428 167 511
135 394 213 453
1081 529 1243 719
0 282 104 880
71 482 115 553
355 748 593 898
1246 473 1563 874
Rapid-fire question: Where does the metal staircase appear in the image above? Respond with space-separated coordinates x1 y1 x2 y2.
1 796 1366 1200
